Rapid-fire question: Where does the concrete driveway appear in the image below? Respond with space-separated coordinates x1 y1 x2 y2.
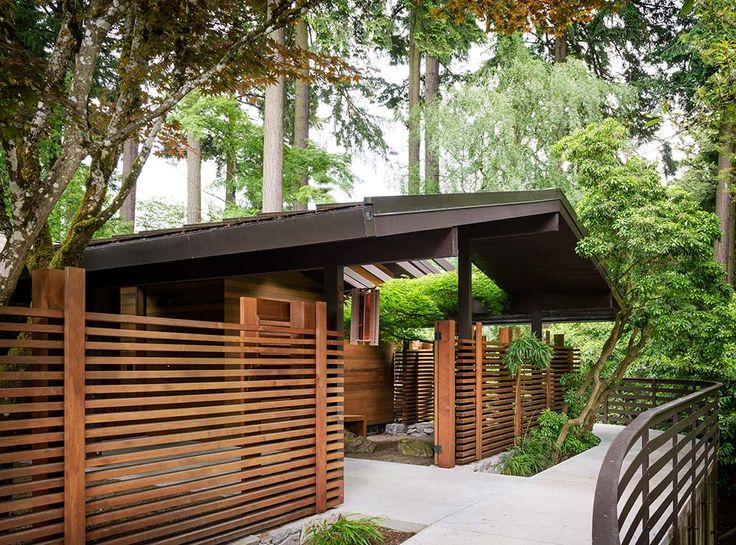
338 424 623 545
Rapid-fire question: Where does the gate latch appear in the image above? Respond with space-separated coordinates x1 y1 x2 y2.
433 444 442 454
434 331 442 341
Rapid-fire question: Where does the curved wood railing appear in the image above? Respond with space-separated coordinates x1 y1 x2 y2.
593 379 721 545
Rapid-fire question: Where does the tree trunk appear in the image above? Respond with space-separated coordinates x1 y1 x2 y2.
225 151 236 211
407 7 421 195
187 134 202 224
293 18 310 211
424 55 440 193
554 317 649 460
262 0 286 214
714 121 734 284
553 32 568 63
120 137 138 230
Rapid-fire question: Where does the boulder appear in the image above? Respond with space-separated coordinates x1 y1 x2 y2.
385 422 406 435
398 438 434 458
344 430 375 453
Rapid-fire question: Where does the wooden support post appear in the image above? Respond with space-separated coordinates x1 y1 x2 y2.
474 322 483 461
323 265 344 333
63 267 86 544
315 302 328 512
499 326 511 345
434 320 456 468
457 234 472 339
531 311 542 339
514 370 522 439
545 365 552 409
349 288 360 344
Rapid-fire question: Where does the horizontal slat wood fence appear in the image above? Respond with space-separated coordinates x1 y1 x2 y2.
593 380 720 545
453 325 578 465
599 378 701 426
0 268 344 545
0 306 66 545
392 343 434 425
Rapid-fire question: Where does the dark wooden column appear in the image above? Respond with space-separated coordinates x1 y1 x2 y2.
323 265 344 332
531 310 542 339
457 233 472 339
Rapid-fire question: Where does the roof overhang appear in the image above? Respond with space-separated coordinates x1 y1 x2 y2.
81 190 620 323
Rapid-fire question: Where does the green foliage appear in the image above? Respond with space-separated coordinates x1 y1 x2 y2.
48 168 130 241
376 267 507 341
499 410 600 476
503 333 553 376
135 199 187 232
303 514 384 545
174 92 354 214
426 37 633 201
554 119 730 332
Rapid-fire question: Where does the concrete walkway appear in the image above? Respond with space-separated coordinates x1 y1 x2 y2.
338 424 623 545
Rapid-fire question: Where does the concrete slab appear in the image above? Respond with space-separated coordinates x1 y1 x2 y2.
338 424 626 545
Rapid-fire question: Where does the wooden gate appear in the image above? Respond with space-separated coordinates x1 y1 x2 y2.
0 268 344 545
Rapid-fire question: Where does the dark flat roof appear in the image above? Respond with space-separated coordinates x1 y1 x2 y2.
82 189 619 322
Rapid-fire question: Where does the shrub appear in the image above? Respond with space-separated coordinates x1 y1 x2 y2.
503 333 553 375
303 514 385 545
499 409 600 477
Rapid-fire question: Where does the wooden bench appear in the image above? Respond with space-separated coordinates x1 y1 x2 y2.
344 414 367 437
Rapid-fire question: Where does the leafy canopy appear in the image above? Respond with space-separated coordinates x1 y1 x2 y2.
365 267 507 342
554 119 729 332
171 92 354 215
426 38 632 201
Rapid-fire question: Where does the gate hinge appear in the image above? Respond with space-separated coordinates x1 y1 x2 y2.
433 444 442 454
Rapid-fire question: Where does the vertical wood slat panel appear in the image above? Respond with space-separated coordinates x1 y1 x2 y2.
315 302 327 512
64 267 86 544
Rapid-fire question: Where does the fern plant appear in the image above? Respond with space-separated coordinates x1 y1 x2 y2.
303 514 385 545
502 333 553 376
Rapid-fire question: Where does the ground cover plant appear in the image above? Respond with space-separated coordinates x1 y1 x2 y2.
304 514 385 545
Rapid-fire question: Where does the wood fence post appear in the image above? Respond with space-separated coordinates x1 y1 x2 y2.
434 320 456 468
31 269 65 485
514 370 522 439
545 365 552 409
63 267 86 544
315 302 328 512
474 322 483 461
499 326 511 344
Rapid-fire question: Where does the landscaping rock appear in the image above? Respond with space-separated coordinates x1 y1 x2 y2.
344 430 375 453
398 438 434 458
384 422 406 435
406 421 434 437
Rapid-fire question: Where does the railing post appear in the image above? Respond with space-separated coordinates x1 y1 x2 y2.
63 267 86 544
315 302 328 512
641 428 650 544
672 413 680 544
434 320 456 468
474 322 483 461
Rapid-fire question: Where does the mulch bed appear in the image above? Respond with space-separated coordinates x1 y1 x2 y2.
380 528 416 545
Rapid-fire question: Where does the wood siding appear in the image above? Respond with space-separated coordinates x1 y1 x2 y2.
343 343 394 426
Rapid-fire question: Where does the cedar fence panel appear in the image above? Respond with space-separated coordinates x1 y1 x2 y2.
454 327 579 465
392 343 434 424
0 306 67 545
0 269 344 545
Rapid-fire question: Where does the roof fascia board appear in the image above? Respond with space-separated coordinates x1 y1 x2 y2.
82 205 375 272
